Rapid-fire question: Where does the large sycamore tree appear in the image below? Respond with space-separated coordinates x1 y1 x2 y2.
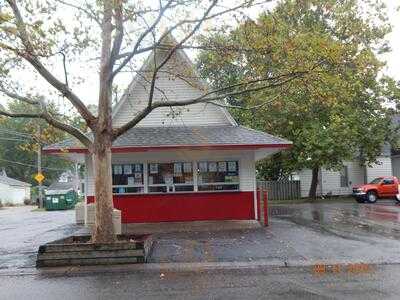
197 0 396 197
0 0 313 242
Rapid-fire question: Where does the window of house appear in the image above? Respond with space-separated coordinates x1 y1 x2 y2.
112 164 144 194
197 161 239 191
148 162 194 193
340 166 348 187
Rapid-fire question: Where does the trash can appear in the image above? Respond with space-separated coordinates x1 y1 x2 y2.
44 188 78 211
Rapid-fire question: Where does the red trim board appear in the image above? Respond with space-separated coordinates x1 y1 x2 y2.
86 191 255 223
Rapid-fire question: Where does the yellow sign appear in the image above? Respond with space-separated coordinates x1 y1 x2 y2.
34 172 45 183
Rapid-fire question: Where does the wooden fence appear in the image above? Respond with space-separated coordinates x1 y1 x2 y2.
257 180 301 201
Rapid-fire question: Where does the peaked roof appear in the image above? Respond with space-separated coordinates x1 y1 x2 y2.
44 33 292 156
0 175 31 187
111 33 237 126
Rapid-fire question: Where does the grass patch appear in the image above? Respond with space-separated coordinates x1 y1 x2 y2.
31 207 46 212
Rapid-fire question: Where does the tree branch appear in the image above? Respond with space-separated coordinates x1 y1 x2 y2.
37 99 93 147
113 70 305 138
111 0 174 78
0 88 92 147
0 110 42 119
56 0 102 26
0 87 40 105
109 0 124 70
6 0 96 128
146 0 218 108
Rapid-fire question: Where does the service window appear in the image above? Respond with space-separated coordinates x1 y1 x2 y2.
197 161 239 191
148 162 194 193
112 163 144 194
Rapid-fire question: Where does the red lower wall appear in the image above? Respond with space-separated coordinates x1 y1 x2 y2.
86 192 254 223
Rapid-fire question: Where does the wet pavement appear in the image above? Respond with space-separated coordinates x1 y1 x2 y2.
2 263 400 299
0 206 82 270
2 201 400 299
150 200 400 265
2 201 400 271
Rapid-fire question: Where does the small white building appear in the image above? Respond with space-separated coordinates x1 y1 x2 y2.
44 34 291 227
0 173 31 205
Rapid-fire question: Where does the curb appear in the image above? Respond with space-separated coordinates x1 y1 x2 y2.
2 258 400 277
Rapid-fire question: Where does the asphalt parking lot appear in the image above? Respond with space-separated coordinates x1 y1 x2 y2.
1 200 400 271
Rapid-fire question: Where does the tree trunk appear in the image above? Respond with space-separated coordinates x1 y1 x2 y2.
91 132 115 243
309 167 319 199
91 0 114 244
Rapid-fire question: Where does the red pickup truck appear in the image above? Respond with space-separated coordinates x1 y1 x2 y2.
352 176 400 203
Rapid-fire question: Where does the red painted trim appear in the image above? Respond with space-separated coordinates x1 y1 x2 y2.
86 191 254 223
44 143 292 154
257 189 261 221
263 191 268 226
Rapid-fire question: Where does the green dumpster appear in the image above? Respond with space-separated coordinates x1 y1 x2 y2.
44 188 78 211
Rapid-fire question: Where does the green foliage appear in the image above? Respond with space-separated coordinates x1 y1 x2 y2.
0 100 74 186
198 0 397 180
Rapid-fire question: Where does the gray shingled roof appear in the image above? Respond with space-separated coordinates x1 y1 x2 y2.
48 181 76 191
44 125 291 151
0 175 31 187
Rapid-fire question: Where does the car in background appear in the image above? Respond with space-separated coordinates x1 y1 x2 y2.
352 176 400 203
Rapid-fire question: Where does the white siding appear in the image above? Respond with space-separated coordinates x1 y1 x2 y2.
112 51 233 128
297 161 366 197
366 156 392 182
0 182 30 205
85 154 95 197
320 161 365 196
85 150 256 196
297 169 314 198
392 156 400 179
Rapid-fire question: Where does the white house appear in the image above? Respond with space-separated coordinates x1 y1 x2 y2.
0 172 31 205
297 114 400 197
296 148 394 198
44 35 291 229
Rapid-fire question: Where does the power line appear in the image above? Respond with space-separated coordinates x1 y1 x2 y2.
0 158 69 171
0 137 29 143
0 128 34 139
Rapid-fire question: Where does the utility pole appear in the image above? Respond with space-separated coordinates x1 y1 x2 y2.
37 144 43 208
37 125 43 209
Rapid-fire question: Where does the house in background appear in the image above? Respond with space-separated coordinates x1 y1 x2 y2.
44 35 291 230
55 169 83 195
0 169 31 205
296 154 392 198
296 114 400 197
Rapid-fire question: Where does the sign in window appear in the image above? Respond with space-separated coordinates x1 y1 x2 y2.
148 162 194 193
197 161 239 191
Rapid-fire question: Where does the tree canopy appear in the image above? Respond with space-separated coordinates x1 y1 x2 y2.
0 100 75 186
197 0 398 196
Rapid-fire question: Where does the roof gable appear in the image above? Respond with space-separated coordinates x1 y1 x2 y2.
0 175 31 187
112 35 236 128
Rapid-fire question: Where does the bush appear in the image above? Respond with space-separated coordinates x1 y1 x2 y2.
24 198 33 205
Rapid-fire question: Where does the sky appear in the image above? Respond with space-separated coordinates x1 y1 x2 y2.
381 0 400 80
1 0 400 110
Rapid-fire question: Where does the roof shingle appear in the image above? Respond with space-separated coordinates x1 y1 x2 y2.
44 125 291 152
